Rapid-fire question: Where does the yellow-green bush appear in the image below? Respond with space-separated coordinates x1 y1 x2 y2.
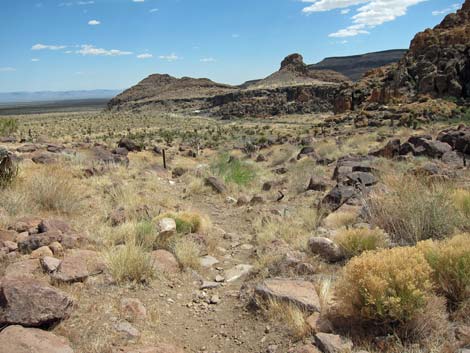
336 247 434 324
453 189 470 229
157 212 206 235
334 227 388 258
418 234 470 307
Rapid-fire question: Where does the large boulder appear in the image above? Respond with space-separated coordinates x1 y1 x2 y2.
0 277 73 327
0 325 74 353
320 185 357 212
314 333 353 353
255 279 321 313
437 125 470 154
50 249 105 283
118 138 142 152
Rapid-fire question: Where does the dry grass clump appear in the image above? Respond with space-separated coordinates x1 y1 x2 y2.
334 227 388 259
418 233 470 307
254 207 322 250
172 237 201 270
105 242 155 284
323 211 357 229
453 189 470 229
336 247 434 325
262 299 310 339
366 175 460 245
26 165 84 215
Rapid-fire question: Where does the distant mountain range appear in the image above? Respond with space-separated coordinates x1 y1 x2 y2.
308 49 407 81
0 90 122 104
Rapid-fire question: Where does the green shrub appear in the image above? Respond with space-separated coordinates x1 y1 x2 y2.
334 227 388 258
0 148 17 189
211 153 256 186
367 175 460 245
337 247 434 325
454 189 470 230
418 234 470 307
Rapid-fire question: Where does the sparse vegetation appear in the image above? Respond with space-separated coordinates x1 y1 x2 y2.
367 175 460 245
211 153 257 186
334 227 388 258
106 243 155 284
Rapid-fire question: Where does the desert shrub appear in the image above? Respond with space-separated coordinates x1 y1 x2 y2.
366 175 459 245
211 153 257 186
26 166 84 214
135 221 156 249
453 189 470 229
418 234 470 307
334 227 388 258
172 238 201 270
336 247 434 325
106 243 155 284
323 211 357 229
255 208 322 250
0 118 18 136
262 299 310 339
0 148 17 189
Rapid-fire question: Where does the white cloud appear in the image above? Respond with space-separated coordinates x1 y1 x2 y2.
77 1 94 4
88 19 100 25
432 3 461 16
76 44 133 56
340 8 350 14
159 53 180 62
132 0 145 2
200 57 216 63
0 67 16 72
149 8 159 13
32 43 67 50
302 0 427 37
137 53 153 59
31 58 40 62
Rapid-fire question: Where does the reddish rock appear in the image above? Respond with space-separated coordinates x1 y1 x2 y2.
120 298 147 322
51 249 105 283
151 249 180 274
0 325 74 353
4 259 41 279
0 277 73 327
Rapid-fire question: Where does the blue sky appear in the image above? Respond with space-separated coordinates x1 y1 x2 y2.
0 0 464 92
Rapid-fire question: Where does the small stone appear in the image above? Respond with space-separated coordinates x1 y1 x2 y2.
209 295 221 304
48 241 64 256
121 298 147 322
40 256 62 273
200 281 221 290
30 246 53 259
314 333 353 353
199 255 219 268
224 264 253 282
157 218 177 237
115 321 140 338
3 241 18 252
215 275 225 283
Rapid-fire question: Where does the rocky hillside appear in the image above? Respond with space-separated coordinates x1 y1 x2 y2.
308 49 407 81
107 74 237 111
391 0 470 98
108 54 346 117
243 53 350 89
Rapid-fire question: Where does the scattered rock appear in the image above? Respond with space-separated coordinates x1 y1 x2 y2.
0 325 74 353
4 259 41 279
225 264 253 282
255 279 321 313
314 333 353 353
157 218 177 237
151 250 180 274
118 138 142 152
30 246 53 259
18 231 62 253
40 256 62 273
121 298 147 322
205 176 227 194
308 237 344 262
51 250 105 283
113 344 185 353
115 321 140 338
199 255 219 268
0 277 73 327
